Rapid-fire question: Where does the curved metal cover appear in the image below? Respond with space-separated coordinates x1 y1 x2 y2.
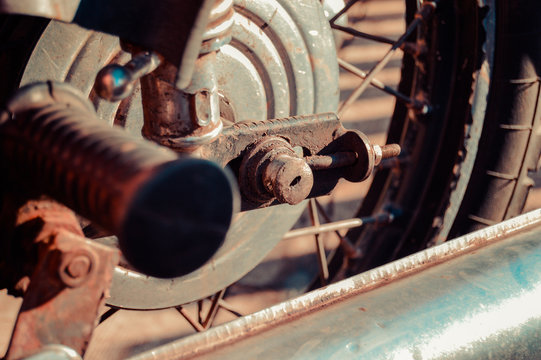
130 209 541 359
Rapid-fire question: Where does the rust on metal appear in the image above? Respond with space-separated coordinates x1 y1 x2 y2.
2 199 85 296
199 113 343 166
5 198 119 359
199 112 400 208
239 137 314 206
140 54 224 150
6 230 119 359
305 152 357 170
0 81 237 278
139 0 235 150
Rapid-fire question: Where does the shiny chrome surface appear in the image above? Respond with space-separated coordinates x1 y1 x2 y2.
130 209 541 359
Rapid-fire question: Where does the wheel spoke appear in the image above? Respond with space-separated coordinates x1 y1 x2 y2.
197 300 204 324
175 289 228 332
283 212 394 240
329 0 359 24
338 58 428 113
175 306 205 332
284 218 362 240
332 23 395 45
218 299 244 318
313 200 362 259
309 199 330 285
201 289 226 330
338 2 436 115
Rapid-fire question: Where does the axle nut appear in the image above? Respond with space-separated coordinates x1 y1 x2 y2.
263 154 313 205
240 137 314 206
58 250 96 288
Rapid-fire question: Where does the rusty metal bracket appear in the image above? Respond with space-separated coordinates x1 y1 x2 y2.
4 200 119 360
200 113 344 166
199 113 399 210
6 230 118 359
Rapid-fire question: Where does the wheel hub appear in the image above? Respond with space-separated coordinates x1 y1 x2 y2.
20 0 339 309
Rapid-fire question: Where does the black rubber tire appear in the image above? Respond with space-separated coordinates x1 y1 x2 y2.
449 0 541 235
343 0 541 273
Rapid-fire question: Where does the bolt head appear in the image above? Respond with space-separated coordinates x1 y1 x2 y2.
58 251 94 287
66 255 91 279
265 155 314 205
94 64 133 101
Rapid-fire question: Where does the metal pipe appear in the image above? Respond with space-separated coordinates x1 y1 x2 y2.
129 209 541 359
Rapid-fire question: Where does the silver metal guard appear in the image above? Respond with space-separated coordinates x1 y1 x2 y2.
130 208 541 359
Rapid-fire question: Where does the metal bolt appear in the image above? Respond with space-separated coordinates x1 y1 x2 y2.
94 51 161 101
373 144 401 166
263 154 314 205
58 251 94 288
65 255 91 279
240 137 314 206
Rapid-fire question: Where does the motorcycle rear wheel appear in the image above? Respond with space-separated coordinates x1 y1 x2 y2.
342 0 541 275
0 0 540 315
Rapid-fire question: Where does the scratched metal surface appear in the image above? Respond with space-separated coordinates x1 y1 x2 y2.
130 209 541 359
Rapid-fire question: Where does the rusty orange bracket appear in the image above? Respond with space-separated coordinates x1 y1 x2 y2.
5 201 119 359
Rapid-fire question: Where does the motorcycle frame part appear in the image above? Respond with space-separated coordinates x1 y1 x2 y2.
0 199 85 296
200 113 390 209
0 81 238 278
19 345 82 360
238 137 314 206
0 0 216 90
5 200 119 360
108 0 233 149
140 52 224 150
130 208 541 360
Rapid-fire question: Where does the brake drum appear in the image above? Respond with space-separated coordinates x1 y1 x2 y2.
20 0 338 309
